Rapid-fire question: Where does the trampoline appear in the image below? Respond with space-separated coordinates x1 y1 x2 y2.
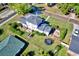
44 38 53 45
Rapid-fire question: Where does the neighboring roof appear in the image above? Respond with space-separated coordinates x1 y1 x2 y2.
20 14 43 26
69 34 79 55
0 35 25 56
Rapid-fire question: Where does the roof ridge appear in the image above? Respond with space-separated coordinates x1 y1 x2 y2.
0 35 10 51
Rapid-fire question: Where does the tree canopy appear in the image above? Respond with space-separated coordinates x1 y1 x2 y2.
9 3 32 15
0 28 4 35
57 3 79 15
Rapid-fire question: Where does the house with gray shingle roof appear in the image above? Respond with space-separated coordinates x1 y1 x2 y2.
19 14 52 36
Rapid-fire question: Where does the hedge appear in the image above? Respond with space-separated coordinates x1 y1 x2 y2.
0 28 4 35
60 28 68 40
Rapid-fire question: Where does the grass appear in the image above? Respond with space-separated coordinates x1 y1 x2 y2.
0 14 68 56
55 47 68 56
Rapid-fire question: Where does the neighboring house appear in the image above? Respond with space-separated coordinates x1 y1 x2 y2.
19 14 52 36
68 24 79 55
0 35 27 56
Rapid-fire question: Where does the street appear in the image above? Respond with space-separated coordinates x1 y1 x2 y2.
0 9 16 26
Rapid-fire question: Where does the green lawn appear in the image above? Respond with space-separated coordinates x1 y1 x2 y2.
0 14 68 56
55 47 68 56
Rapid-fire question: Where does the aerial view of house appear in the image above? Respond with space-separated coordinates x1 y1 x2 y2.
0 3 79 56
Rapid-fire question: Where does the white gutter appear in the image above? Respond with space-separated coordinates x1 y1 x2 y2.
45 16 50 21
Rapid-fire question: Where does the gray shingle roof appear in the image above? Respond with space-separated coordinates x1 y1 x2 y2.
0 35 25 56
20 14 43 26
44 25 52 33
69 35 79 54
38 23 48 31
38 23 52 35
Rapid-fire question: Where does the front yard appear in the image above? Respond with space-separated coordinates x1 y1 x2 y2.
0 14 68 56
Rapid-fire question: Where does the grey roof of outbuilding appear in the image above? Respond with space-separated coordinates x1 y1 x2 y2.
20 14 43 26
44 25 52 33
38 23 48 31
0 35 25 56
69 35 79 54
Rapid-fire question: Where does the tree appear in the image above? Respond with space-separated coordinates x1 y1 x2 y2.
26 51 35 56
74 6 79 15
38 49 48 56
9 3 32 15
57 3 79 16
0 28 4 35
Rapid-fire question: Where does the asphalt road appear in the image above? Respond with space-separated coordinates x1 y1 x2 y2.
0 10 16 26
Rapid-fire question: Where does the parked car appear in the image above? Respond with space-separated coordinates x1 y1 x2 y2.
73 29 79 36
47 3 56 7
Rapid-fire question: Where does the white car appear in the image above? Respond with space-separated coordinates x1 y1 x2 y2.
73 29 79 36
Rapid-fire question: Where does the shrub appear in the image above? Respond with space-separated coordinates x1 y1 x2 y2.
10 22 25 35
54 44 63 54
26 51 35 56
9 3 32 15
48 50 54 56
60 28 68 40
0 28 4 35
57 3 79 16
38 49 48 56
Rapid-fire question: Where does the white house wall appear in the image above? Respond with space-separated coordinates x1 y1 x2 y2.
26 21 37 30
